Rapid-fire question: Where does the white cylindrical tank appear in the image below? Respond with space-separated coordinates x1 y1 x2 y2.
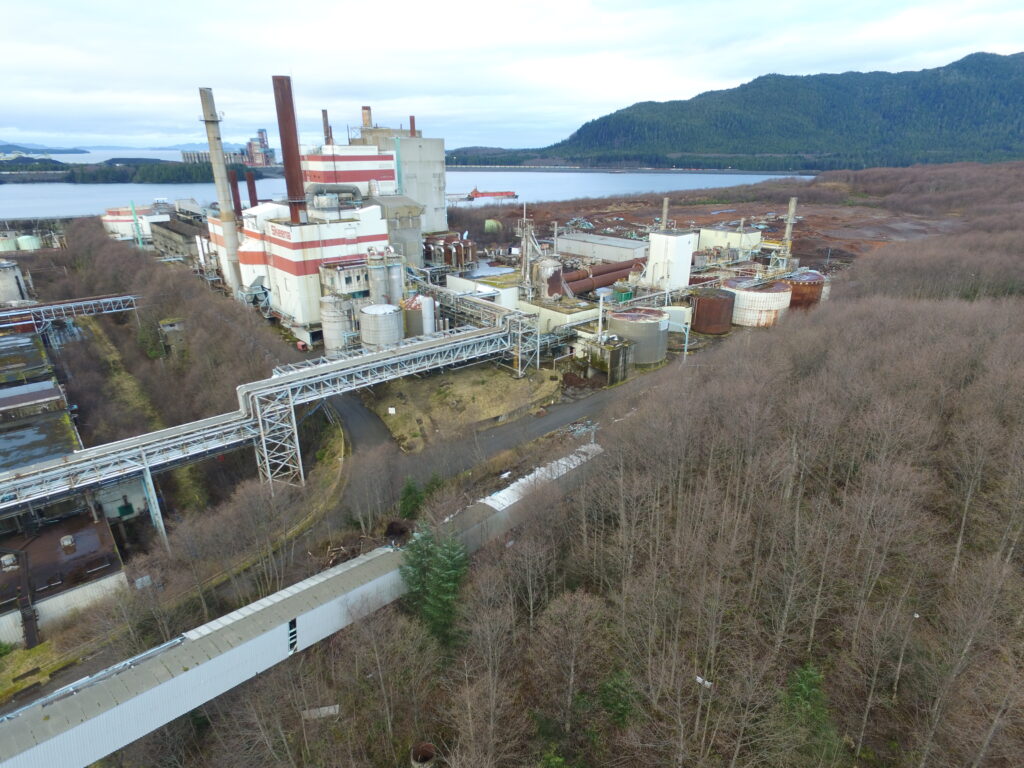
359 304 403 350
0 234 18 253
368 257 388 305
722 278 791 327
320 294 353 354
0 260 26 303
664 305 692 331
387 261 404 304
421 295 435 334
607 308 669 365
16 235 41 251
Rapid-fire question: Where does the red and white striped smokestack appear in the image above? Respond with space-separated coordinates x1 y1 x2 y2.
361 106 372 128
245 171 258 208
409 115 416 137
272 75 307 225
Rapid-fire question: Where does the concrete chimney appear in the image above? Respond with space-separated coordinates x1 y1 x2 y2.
661 197 669 230
409 115 416 137
198 87 242 295
321 109 333 146
272 75 308 225
361 106 373 128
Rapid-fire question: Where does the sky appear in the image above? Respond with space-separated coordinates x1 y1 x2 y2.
4 0 1022 151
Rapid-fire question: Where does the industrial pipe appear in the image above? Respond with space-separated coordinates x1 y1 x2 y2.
272 75 308 225
198 87 242 295
245 171 258 208
561 257 646 283
228 170 243 217
566 267 636 295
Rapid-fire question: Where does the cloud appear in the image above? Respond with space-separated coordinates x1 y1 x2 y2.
6 0 1022 149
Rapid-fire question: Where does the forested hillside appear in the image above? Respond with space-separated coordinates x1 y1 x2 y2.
103 162 1024 767
449 52 1024 171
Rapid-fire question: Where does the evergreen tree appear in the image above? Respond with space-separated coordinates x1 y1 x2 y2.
399 528 469 647
398 478 424 519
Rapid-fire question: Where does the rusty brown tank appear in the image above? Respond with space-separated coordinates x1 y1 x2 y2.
781 270 826 309
690 288 735 335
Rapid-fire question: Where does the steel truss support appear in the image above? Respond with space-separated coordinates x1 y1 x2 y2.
141 464 169 552
0 295 138 331
252 391 304 487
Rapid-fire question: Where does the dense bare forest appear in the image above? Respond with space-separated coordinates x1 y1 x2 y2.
89 163 1024 766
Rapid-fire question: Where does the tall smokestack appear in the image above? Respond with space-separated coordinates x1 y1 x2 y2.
245 171 258 208
321 109 333 146
409 115 416 137
199 87 242 295
272 75 307 225
784 196 798 252
361 106 372 128
661 197 669 230
228 169 243 217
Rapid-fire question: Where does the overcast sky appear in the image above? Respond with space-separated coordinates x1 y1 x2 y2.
4 0 1022 151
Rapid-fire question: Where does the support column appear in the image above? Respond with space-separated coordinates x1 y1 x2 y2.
142 462 169 552
253 391 305 488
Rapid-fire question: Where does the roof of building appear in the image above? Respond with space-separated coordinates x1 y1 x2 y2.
558 232 649 249
0 334 51 385
151 219 203 238
0 410 79 473
0 380 62 413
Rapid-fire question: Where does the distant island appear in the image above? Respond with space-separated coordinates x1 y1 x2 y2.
0 141 87 155
0 156 263 184
447 51 1024 172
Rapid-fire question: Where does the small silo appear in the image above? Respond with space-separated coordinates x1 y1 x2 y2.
16 235 42 251
0 260 27 303
607 308 668 365
368 253 388 304
781 271 826 309
722 278 791 327
690 288 735 334
359 304 403 351
403 295 436 336
320 294 353 354
0 233 18 253
386 257 405 304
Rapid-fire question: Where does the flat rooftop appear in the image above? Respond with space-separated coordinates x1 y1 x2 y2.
558 232 649 249
0 514 120 611
0 335 51 385
0 410 80 473
0 380 62 415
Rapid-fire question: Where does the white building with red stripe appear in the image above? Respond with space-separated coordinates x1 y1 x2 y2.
206 145 397 340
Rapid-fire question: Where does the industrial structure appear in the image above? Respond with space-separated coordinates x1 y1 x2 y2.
0 444 602 768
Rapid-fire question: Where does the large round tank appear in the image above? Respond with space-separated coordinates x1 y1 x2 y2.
690 288 735 335
781 271 826 309
16 235 41 251
0 260 25 303
722 278 791 327
359 304 403 350
607 307 668 365
0 235 18 253
320 294 353 354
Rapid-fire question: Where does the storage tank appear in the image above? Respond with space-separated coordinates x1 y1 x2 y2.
368 254 388 304
359 304 403 350
781 270 826 309
387 259 405 304
664 305 692 331
16 235 41 251
532 257 562 299
690 288 735 335
0 260 26 303
320 294 353 354
0 234 17 253
402 295 435 336
722 278 791 327
607 308 668 365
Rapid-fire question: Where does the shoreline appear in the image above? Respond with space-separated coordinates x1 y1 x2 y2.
446 165 815 176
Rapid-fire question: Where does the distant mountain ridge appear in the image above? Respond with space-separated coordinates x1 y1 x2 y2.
449 52 1024 171
0 141 86 154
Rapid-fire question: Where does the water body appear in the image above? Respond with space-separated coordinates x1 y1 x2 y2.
0 169 805 220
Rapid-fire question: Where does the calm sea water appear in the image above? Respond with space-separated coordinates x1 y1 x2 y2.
0 161 805 219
